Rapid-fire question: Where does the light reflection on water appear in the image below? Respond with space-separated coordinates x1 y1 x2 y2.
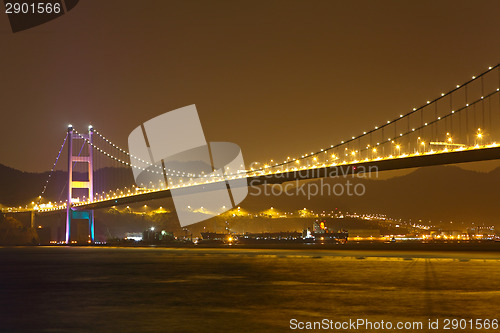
0 247 499 332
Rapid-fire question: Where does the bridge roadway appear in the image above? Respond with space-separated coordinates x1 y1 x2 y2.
60 144 500 212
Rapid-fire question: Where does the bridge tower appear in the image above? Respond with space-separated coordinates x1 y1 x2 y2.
66 125 94 244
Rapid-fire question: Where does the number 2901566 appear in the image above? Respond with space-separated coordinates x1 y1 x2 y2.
5 2 62 14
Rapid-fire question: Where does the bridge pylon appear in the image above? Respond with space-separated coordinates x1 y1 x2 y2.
66 125 94 244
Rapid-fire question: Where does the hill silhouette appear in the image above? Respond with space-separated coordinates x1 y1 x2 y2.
241 165 500 227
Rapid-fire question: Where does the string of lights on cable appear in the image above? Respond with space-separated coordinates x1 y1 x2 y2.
74 130 207 179
37 133 68 204
91 128 207 178
252 64 500 173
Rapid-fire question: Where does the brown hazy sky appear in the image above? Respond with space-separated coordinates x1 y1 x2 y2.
2 0 500 172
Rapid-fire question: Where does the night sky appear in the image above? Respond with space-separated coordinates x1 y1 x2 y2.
2 0 500 172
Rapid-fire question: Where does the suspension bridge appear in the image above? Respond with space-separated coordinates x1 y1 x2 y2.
2 64 500 244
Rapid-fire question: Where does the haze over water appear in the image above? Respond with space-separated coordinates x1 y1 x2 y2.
1 247 499 332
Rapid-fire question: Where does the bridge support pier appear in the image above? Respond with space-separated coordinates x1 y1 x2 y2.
66 125 95 244
66 210 94 244
30 211 35 229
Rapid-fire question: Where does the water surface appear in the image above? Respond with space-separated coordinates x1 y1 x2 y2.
1 247 499 332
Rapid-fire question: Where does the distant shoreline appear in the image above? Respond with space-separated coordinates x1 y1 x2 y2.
19 240 500 253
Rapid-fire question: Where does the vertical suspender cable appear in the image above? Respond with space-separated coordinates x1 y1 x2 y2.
434 102 437 141
465 86 469 145
420 107 424 140
473 104 477 132
481 76 485 129
449 93 453 136
489 93 493 131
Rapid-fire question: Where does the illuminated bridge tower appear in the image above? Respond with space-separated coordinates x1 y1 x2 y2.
66 125 94 244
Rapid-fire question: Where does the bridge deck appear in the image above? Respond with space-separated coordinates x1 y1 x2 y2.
66 144 500 212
